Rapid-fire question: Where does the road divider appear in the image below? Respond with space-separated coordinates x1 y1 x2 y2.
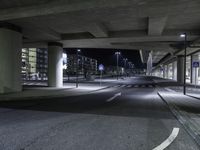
106 92 121 102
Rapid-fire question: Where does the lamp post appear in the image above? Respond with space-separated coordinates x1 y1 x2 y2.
128 62 132 76
76 49 81 88
123 58 128 77
63 53 67 81
115 52 121 80
180 33 187 95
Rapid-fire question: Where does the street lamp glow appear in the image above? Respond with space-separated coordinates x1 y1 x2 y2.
77 49 81 52
115 52 121 55
180 33 186 38
123 58 128 61
115 51 121 80
63 53 67 59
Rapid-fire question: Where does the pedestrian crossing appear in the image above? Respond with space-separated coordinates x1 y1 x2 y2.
23 82 47 86
112 84 156 88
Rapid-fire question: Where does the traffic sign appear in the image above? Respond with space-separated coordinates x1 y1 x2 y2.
98 64 104 71
193 61 199 68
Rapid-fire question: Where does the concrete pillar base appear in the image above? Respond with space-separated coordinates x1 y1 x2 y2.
48 42 63 87
191 55 199 85
0 23 22 94
177 55 184 83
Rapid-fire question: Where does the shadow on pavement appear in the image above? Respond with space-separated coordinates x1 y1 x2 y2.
0 88 174 120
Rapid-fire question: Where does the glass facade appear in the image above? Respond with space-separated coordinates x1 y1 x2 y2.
192 53 200 85
153 51 200 86
152 61 177 81
168 63 173 80
186 56 191 83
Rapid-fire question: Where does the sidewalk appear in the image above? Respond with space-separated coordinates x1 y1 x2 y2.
157 88 200 147
0 83 109 101
153 76 200 99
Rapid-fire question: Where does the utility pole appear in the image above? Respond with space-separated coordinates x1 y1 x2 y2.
180 33 187 95
76 49 81 88
115 52 121 80
123 58 127 77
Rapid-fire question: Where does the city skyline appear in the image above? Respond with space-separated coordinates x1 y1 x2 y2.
64 48 144 68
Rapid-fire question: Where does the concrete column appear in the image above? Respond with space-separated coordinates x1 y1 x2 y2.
48 42 63 87
164 65 168 79
177 55 184 83
191 55 199 84
167 64 170 79
172 61 177 80
0 23 22 94
163 66 165 78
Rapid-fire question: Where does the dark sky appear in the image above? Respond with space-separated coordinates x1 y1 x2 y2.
64 48 145 69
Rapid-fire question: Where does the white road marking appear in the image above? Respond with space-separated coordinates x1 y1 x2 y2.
127 85 132 88
106 93 121 102
113 85 119 88
152 127 179 150
164 88 176 93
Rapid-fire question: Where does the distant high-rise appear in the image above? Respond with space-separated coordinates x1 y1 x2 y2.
21 48 48 81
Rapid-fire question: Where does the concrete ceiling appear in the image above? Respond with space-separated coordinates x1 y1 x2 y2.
1 0 200 63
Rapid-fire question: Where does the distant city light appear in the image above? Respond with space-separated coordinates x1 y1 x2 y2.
123 58 128 61
63 64 67 70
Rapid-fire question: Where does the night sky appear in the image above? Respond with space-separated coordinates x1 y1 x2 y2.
64 48 145 69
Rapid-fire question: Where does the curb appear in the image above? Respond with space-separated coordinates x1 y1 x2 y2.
0 86 111 102
157 91 200 148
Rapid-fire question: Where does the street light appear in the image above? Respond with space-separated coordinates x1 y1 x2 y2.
180 33 187 95
115 52 121 80
123 58 128 77
76 49 81 88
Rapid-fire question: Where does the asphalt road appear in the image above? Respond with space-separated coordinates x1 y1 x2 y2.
0 76 199 150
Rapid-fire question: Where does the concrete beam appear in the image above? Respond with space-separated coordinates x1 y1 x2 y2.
0 0 139 21
148 16 168 36
12 21 61 40
111 42 175 52
23 27 61 40
60 29 200 41
88 23 108 38
23 42 48 48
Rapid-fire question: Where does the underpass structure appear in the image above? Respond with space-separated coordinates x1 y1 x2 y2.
1 0 200 93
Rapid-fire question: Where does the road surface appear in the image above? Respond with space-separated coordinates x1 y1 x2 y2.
0 76 199 150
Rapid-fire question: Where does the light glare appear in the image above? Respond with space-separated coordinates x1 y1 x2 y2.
180 34 186 38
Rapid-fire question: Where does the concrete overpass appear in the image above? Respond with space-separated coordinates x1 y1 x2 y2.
1 0 200 93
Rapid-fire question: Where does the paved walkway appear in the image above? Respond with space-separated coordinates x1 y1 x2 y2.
157 88 200 147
